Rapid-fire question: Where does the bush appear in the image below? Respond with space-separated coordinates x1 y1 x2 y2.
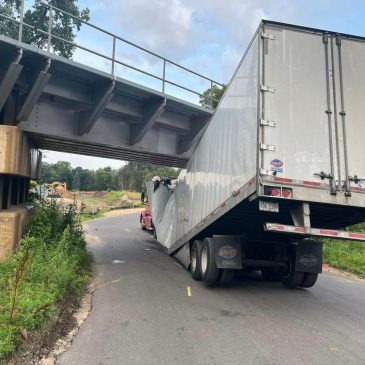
323 223 365 277
0 200 91 360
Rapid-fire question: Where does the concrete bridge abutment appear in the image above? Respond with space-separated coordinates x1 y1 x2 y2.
0 125 41 261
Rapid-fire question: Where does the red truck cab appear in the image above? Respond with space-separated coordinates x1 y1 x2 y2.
140 201 156 238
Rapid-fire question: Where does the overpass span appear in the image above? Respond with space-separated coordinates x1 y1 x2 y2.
0 3 223 167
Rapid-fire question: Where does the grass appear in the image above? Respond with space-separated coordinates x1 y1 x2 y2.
323 223 365 278
0 201 91 360
80 190 142 210
79 208 110 222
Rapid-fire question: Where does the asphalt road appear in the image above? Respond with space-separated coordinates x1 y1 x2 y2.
59 213 365 365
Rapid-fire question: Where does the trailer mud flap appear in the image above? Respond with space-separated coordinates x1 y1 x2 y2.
213 236 242 269
294 241 323 274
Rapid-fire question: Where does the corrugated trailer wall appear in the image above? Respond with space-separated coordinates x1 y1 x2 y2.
155 31 260 251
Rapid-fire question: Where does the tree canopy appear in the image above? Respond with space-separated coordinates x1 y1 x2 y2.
40 161 180 192
199 84 226 109
0 0 90 58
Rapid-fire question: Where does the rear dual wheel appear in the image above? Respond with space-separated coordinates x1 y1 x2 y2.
281 259 318 289
190 240 203 280
300 273 318 288
190 238 234 284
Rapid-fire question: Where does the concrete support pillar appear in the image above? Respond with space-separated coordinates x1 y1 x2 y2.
0 125 42 261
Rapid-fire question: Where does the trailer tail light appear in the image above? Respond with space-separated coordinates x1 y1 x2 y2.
282 188 291 198
264 186 292 199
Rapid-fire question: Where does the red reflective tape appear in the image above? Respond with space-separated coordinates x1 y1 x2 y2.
274 177 293 183
220 202 226 208
351 187 365 191
303 180 321 187
294 227 305 233
320 230 338 236
349 232 365 239
232 191 240 197
249 178 256 185
274 225 285 231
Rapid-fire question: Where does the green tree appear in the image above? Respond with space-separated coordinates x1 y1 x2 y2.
72 169 80 191
199 84 226 109
94 167 113 191
53 161 73 188
40 162 56 183
0 0 90 58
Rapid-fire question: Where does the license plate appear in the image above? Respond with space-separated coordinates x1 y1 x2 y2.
259 200 279 213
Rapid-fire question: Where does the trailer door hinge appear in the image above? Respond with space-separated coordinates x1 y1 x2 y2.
261 32 275 40
261 85 276 93
260 118 276 127
260 143 276 152
314 171 333 180
348 175 364 184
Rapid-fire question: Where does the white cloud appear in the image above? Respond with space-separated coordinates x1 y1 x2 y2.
43 151 126 170
109 0 195 59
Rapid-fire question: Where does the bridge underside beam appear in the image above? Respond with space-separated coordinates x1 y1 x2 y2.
130 98 167 145
16 60 51 122
28 132 188 168
77 80 115 136
0 50 23 112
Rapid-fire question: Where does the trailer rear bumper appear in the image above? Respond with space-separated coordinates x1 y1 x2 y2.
265 222 365 242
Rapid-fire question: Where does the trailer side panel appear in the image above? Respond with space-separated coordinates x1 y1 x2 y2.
155 33 260 252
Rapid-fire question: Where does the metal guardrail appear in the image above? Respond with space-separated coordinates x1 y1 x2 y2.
0 1 225 108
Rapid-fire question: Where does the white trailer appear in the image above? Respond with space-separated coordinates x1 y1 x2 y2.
146 21 365 288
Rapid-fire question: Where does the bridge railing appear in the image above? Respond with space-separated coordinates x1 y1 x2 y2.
0 2 225 109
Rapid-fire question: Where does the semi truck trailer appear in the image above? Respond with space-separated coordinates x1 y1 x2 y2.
145 20 365 288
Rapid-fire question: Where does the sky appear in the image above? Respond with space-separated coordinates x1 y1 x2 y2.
44 0 365 169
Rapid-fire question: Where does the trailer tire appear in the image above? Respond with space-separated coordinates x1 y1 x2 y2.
190 240 203 281
153 228 157 239
300 273 318 288
200 238 220 283
281 258 304 288
140 216 146 230
218 269 234 284
281 269 304 288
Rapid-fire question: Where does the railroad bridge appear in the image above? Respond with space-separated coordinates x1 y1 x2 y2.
0 3 223 260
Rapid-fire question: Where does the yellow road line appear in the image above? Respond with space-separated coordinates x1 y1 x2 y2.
187 286 192 297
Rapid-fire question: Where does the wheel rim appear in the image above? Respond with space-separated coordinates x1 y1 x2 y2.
191 248 197 272
201 246 208 274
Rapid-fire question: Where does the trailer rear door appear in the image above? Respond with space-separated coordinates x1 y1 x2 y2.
335 37 365 194
260 24 337 193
